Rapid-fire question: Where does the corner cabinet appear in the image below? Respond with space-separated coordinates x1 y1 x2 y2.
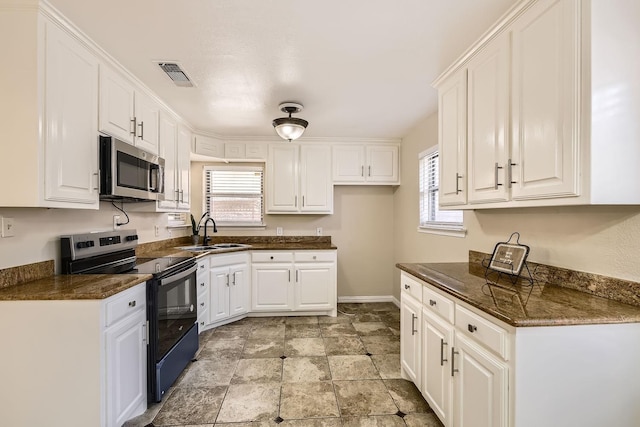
332 144 400 185
251 251 337 316
266 144 333 214
433 0 640 209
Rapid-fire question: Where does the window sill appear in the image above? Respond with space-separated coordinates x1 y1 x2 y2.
417 225 467 238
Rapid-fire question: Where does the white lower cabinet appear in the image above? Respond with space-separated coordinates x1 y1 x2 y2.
196 257 210 332
400 293 421 387
251 251 337 316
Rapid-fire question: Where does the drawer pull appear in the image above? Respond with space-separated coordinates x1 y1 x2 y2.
404 284 410 290
313 255 317 260
411 314 417 336
200 282 205 287
451 347 459 376
468 324 477 333
199 264 205 269
200 302 205 307
440 338 448 366
128 300 136 308
270 256 274 260
200 321 205 326
429 299 436 306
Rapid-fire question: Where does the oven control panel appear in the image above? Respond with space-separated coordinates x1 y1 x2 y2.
61 230 139 261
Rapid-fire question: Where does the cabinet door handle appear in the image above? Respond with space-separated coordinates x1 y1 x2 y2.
411 313 417 336
494 163 503 189
361 165 364 177
288 269 291 282
130 117 137 135
404 284 410 290
143 320 149 344
368 165 371 176
451 347 459 376
302 195 305 207
508 158 517 187
138 121 144 140
440 338 448 366
429 299 436 306
295 195 298 207
468 324 477 333
226 274 229 287
232 271 236 286
455 173 463 194
93 171 100 191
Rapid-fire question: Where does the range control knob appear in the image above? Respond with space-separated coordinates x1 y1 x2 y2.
76 240 94 249
126 234 139 242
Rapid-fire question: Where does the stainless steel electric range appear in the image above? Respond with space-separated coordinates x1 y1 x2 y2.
60 229 198 403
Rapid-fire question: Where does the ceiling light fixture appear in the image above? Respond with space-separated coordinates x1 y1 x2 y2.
272 102 308 142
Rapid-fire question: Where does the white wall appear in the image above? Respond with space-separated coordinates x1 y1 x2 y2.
0 204 189 272
393 111 640 300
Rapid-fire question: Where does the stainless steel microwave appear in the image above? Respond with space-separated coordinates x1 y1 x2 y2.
99 135 165 201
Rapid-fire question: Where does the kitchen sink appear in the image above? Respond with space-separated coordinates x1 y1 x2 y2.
177 243 251 252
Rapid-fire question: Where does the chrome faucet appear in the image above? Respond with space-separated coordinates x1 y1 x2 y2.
202 217 218 245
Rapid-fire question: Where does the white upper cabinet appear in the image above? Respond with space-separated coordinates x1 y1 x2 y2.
433 0 640 209
267 143 333 214
193 135 268 161
438 70 467 206
333 144 400 185
0 8 101 209
467 34 510 204
510 0 579 201
44 19 100 207
99 65 160 155
176 125 192 210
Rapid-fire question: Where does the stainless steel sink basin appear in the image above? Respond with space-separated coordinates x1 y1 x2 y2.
177 243 251 252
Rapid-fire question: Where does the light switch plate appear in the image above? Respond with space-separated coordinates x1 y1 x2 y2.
316 227 323 236
1 217 15 237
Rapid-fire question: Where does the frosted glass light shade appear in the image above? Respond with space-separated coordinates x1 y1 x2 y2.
272 117 308 141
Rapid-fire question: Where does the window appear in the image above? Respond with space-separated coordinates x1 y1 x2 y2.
419 147 465 236
203 165 265 227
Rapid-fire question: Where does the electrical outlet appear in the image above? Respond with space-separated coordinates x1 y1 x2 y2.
316 227 323 236
276 227 283 236
113 215 121 230
154 225 160 237
1 217 15 238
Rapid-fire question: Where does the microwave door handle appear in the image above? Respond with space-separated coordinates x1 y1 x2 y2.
157 165 164 194
148 165 164 193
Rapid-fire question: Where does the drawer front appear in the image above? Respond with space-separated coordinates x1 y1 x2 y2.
294 251 335 262
105 283 146 327
455 305 508 360
423 286 454 324
401 273 423 303
252 251 294 263
197 257 210 274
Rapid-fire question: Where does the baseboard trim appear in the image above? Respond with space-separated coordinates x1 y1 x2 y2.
338 295 400 308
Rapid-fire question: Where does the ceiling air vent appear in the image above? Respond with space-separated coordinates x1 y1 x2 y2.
157 62 194 87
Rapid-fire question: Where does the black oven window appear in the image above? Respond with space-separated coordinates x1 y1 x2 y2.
156 275 197 360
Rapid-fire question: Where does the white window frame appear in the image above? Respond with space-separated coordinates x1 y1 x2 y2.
418 146 466 238
203 164 266 229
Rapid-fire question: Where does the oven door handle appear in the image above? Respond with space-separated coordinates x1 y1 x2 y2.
159 264 197 287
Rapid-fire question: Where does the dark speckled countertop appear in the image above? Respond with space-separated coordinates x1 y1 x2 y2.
0 273 152 301
0 236 337 301
397 263 640 327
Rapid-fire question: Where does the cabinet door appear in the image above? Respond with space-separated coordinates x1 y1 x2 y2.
99 65 135 144
105 309 146 427
300 145 333 213
158 112 178 209
438 70 467 206
366 145 399 183
267 144 299 212
44 22 99 206
400 294 421 388
229 263 249 317
467 34 510 204
422 309 454 427
134 92 160 155
176 125 191 209
294 263 335 311
210 266 230 322
332 145 366 183
452 334 508 427
510 0 580 200
251 264 292 311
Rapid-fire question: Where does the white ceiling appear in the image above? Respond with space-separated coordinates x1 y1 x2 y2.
48 0 518 140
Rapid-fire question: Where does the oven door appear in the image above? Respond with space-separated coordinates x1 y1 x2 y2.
154 264 197 361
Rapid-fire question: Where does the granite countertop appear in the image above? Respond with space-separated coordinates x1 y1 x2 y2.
397 262 640 327
0 273 152 301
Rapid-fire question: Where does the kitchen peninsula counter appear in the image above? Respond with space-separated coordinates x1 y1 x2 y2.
397 262 640 327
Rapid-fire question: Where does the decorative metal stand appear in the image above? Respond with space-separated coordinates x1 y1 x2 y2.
481 232 539 311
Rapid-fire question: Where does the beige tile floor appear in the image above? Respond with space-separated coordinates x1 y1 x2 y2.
124 303 444 427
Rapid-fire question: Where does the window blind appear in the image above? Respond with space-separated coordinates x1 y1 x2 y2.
419 150 463 227
204 166 264 226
